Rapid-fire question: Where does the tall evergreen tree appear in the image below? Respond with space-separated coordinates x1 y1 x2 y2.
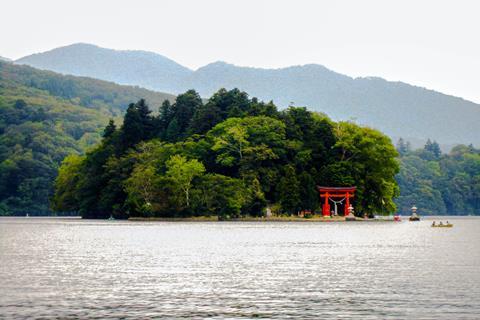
424 139 442 160
155 100 173 138
189 103 222 135
169 90 202 140
119 100 154 152
103 119 116 138
136 98 154 138
120 103 143 151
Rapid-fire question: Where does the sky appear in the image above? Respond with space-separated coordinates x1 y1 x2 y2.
1 0 479 102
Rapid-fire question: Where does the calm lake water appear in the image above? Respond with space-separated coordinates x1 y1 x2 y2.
1 217 479 319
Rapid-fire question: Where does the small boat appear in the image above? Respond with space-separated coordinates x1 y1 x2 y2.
431 222 453 228
394 215 401 222
432 224 453 228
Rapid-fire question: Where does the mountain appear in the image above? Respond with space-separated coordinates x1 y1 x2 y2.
0 61 174 215
188 62 480 147
16 43 191 94
16 43 480 146
0 56 11 62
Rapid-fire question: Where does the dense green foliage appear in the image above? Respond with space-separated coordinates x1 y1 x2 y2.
53 88 400 219
0 61 174 215
395 139 480 215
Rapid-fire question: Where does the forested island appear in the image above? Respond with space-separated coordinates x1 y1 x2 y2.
52 89 400 219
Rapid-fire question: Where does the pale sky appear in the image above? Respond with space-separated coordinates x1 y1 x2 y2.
2 0 479 103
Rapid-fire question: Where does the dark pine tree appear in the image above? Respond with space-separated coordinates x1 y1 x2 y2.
103 119 116 138
169 90 202 140
189 103 222 135
424 139 442 160
119 100 154 152
154 100 173 139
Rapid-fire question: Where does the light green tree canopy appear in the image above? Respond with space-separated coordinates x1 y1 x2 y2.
166 155 205 207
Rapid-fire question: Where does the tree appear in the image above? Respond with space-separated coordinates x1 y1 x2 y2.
298 171 318 211
52 154 84 212
168 90 202 140
119 100 154 152
125 164 158 216
166 155 205 207
333 122 400 215
155 100 173 138
208 116 286 171
424 139 442 159
189 103 222 135
212 122 248 166
277 165 301 214
396 138 410 156
103 119 116 138
191 174 248 218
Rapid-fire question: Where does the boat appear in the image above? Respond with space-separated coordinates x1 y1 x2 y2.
431 221 453 228
432 223 453 228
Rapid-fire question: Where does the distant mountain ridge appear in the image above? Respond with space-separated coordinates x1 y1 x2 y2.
0 56 11 62
16 43 480 146
16 43 191 94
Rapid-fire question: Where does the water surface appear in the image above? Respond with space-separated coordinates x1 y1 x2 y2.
1 217 479 319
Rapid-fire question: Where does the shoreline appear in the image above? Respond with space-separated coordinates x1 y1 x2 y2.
127 216 379 222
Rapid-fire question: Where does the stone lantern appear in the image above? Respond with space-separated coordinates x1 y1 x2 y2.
409 205 420 221
345 204 356 221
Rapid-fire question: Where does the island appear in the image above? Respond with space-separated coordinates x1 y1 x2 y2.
52 89 399 220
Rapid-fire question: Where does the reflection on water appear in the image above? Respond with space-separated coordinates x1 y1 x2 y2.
1 217 480 319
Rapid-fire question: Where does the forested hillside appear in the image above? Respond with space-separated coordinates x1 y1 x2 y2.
53 88 400 219
396 139 480 215
0 61 174 215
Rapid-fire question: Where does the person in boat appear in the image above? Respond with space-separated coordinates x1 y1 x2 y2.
446 221 449 225
432 221 436 227
439 221 443 226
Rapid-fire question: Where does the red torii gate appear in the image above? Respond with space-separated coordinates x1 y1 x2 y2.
317 186 356 217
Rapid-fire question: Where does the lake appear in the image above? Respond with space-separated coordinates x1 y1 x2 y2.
1 217 479 319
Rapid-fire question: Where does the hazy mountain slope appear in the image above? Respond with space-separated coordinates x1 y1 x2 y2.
188 62 480 146
16 44 480 146
0 56 11 62
0 61 174 215
16 43 192 94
